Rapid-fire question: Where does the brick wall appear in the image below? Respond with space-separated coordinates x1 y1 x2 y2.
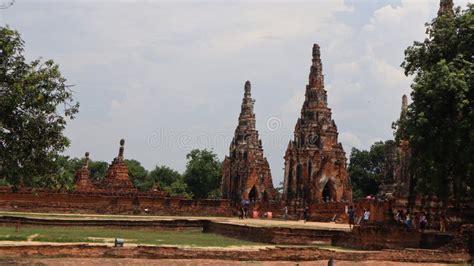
0 191 232 216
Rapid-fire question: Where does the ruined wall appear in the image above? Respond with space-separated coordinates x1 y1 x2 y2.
0 244 469 262
203 221 341 245
0 191 231 216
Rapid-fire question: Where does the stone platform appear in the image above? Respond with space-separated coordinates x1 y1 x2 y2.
0 244 469 264
0 212 462 251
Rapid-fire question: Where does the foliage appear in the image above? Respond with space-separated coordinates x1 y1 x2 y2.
147 165 190 197
148 165 181 188
88 160 108 183
348 141 386 199
164 179 191 198
399 4 474 201
124 159 148 190
0 26 79 189
24 155 75 191
183 149 222 199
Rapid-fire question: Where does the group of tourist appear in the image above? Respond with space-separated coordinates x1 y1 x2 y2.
347 206 370 229
237 202 447 234
393 209 447 232
394 209 421 230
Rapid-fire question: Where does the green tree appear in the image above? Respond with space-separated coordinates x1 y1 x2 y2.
165 179 191 198
25 155 75 191
149 165 181 188
399 3 474 201
124 159 148 190
183 149 222 199
0 26 79 189
88 160 108 183
61 156 108 183
348 141 386 199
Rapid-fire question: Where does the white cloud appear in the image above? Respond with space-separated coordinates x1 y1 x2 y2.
5 0 469 186
340 132 363 153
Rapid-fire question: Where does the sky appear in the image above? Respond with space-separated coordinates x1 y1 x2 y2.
2 0 471 186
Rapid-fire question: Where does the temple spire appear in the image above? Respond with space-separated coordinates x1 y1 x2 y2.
84 152 90 168
438 0 454 17
238 81 255 129
244 80 251 97
309 43 324 89
401 94 408 113
118 139 125 160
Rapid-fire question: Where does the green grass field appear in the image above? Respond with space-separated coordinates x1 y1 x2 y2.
0 224 262 247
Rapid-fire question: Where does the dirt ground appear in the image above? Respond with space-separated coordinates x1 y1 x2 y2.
1 258 454 266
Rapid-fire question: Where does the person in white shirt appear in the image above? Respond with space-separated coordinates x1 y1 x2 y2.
363 209 370 224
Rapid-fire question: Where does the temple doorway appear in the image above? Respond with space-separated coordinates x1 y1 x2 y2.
322 180 335 202
249 186 258 202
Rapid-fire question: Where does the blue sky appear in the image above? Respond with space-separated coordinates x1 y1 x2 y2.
2 0 471 186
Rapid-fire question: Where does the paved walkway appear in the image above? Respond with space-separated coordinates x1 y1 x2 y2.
222 218 350 231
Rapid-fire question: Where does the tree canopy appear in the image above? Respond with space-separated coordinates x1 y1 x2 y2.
147 165 190 197
348 141 385 199
399 4 474 201
124 159 148 190
0 26 79 188
183 149 222 199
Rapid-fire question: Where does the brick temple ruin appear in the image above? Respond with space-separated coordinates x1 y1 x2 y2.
221 81 276 205
378 95 414 201
74 139 138 194
0 139 231 216
282 44 352 208
74 152 95 193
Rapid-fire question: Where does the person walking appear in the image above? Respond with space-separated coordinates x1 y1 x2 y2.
405 211 412 229
240 205 246 219
419 212 427 231
303 206 309 223
348 206 355 230
413 212 419 230
440 215 447 233
283 206 289 220
363 208 370 225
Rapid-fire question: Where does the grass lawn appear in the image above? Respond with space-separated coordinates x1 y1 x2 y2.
0 224 262 247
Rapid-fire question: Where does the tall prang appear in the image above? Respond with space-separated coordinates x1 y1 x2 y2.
221 81 276 205
438 0 454 16
283 44 352 208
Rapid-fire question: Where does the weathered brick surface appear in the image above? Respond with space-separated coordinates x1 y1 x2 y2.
203 221 342 245
74 152 98 193
0 191 232 216
221 81 276 205
99 139 137 193
0 244 469 263
282 44 352 210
